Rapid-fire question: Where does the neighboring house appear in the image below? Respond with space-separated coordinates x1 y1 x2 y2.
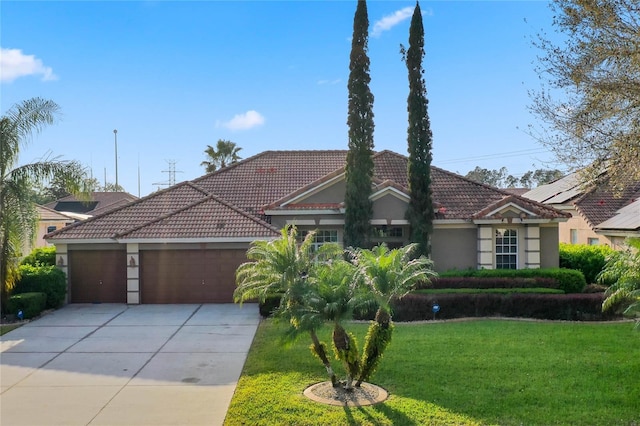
46 150 569 305
523 173 640 249
45 191 138 217
23 192 139 255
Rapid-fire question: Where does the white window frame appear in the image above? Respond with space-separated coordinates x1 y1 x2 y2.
495 228 518 269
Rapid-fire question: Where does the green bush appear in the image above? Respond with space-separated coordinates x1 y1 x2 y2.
20 246 56 267
559 243 614 284
440 268 586 293
6 292 47 319
13 264 67 309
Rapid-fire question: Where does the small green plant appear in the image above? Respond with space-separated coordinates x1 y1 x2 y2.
600 237 640 329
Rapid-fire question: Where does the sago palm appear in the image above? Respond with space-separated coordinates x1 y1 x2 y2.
351 243 437 385
600 237 640 329
234 225 342 385
1 98 86 311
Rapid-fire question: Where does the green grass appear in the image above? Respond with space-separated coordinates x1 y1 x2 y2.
225 319 640 426
0 324 22 336
414 287 564 295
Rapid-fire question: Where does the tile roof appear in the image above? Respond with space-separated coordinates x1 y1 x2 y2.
595 199 640 231
47 150 568 241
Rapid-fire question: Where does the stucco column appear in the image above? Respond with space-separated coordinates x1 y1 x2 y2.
477 225 493 269
126 243 140 304
524 225 541 269
54 244 70 304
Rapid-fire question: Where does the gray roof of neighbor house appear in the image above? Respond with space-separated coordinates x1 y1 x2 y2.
46 150 568 241
595 199 640 231
523 173 640 230
45 192 139 216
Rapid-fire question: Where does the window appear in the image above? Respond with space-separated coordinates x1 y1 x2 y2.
300 230 339 251
588 238 600 246
570 229 578 244
46 226 57 233
495 228 517 269
372 226 403 238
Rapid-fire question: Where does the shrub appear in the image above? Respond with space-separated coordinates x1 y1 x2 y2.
559 243 614 284
258 293 283 317
6 292 47 319
13 264 67 309
391 292 616 322
583 283 607 293
20 246 56 267
439 268 586 293
429 276 559 290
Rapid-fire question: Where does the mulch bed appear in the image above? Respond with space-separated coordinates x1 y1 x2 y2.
303 381 388 407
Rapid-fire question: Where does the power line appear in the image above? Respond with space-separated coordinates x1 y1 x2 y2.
436 148 550 165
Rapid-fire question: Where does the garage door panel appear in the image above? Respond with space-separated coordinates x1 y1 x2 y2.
69 250 127 303
141 249 247 304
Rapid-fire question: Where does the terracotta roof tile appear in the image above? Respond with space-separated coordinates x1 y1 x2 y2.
48 149 567 241
575 180 640 227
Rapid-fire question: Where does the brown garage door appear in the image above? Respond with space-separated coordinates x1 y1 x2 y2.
69 250 127 303
140 249 247 303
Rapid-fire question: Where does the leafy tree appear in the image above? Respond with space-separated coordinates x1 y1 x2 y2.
465 166 563 188
530 0 640 193
201 139 242 173
351 243 436 386
600 237 640 330
344 0 375 249
234 226 342 386
1 98 86 310
402 1 434 258
101 182 125 192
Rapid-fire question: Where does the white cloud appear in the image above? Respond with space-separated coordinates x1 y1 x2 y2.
372 7 414 38
0 48 57 83
217 110 265 131
317 79 341 86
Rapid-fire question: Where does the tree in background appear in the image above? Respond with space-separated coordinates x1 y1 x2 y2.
201 139 242 173
1 98 86 310
402 1 434 258
530 0 640 193
344 0 375 249
465 166 563 189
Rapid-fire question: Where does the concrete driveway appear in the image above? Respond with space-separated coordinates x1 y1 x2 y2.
0 303 260 425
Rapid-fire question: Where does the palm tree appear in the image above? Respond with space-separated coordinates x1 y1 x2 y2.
301 259 365 390
1 98 87 310
600 237 640 329
234 225 342 386
200 139 242 173
351 243 437 385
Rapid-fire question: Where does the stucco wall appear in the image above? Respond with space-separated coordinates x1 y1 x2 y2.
301 180 346 204
558 208 612 246
372 194 407 221
431 227 477 272
540 225 560 268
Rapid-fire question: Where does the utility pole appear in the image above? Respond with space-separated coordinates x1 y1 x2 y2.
113 129 119 191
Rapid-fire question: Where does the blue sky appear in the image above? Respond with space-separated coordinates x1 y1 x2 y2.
1 0 559 197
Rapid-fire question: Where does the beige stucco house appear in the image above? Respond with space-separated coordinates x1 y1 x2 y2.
523 173 640 249
46 150 569 305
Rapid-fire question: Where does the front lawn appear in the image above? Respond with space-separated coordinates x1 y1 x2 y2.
225 319 640 426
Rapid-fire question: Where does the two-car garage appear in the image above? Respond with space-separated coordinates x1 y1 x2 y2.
68 248 248 304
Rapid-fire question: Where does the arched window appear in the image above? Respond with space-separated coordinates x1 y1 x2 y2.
495 228 517 269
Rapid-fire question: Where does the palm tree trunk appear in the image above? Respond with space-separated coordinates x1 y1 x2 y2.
309 329 338 387
356 306 393 387
332 323 360 390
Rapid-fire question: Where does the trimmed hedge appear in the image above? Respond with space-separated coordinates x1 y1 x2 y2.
559 243 614 284
437 268 586 293
13 265 67 309
6 292 47 319
429 277 559 290
20 246 56 267
391 293 618 322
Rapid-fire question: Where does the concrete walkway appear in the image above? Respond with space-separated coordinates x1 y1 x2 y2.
0 303 260 425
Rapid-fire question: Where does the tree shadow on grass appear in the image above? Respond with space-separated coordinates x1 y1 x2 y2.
370 402 416 425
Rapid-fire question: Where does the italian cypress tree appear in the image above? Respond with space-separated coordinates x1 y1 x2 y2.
344 0 375 249
403 2 434 257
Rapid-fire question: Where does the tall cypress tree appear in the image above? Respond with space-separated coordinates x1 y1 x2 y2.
344 0 375 249
404 2 434 257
